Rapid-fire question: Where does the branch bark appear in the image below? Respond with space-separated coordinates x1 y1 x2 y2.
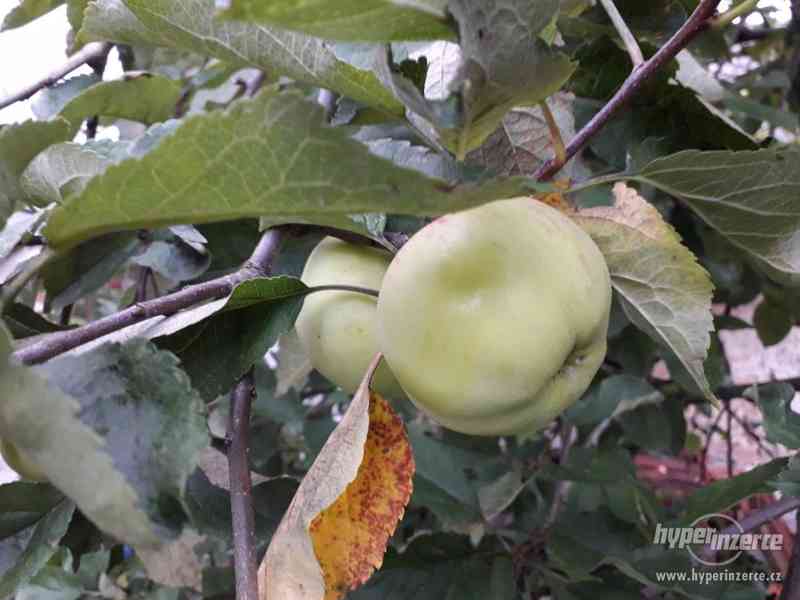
534 0 722 181
0 42 112 111
13 227 286 365
228 369 259 600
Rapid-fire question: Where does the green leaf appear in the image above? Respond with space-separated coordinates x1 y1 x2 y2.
131 238 210 284
37 341 209 537
618 399 686 455
679 457 789 525
0 500 74 599
1 0 64 30
0 328 156 547
156 276 307 401
0 326 204 548
57 74 183 127
21 142 114 206
351 534 515 600
0 120 73 228
574 185 716 402
44 90 528 249
0 482 63 540
184 469 297 548
564 374 662 427
217 0 454 42
78 0 402 115
753 299 793 346
749 383 800 449
31 75 100 121
633 148 800 283
0 211 43 259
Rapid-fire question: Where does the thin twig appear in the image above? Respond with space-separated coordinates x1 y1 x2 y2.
534 0 722 181
228 369 259 600
712 0 760 30
543 423 576 530
599 0 645 67
0 42 112 110
725 401 734 479
13 228 287 365
538 100 567 167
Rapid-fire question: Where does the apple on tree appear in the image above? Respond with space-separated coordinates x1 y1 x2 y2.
377 198 612 435
296 198 612 436
295 237 403 398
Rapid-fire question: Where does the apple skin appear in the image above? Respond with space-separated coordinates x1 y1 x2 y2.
376 198 612 436
0 438 47 482
295 237 403 397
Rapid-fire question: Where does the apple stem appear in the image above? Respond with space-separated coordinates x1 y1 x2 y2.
306 284 380 298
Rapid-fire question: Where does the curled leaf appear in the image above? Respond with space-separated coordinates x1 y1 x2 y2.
260 355 414 599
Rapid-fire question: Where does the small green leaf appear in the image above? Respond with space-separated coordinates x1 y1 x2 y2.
0 500 74 599
0 482 64 540
0 119 72 228
753 299 793 346
156 276 307 401
749 383 800 448
1 0 64 31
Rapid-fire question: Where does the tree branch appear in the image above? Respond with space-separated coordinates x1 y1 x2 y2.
13 227 287 365
534 0 722 181
0 42 112 111
228 369 259 600
699 496 800 563
599 0 644 67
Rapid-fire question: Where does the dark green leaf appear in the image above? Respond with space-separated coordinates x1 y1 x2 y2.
0 500 75 599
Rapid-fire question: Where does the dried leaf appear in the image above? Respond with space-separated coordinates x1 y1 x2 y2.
259 355 414 600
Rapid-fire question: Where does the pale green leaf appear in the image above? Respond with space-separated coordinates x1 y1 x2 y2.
21 142 113 206
58 73 183 126
31 75 99 121
44 89 528 249
79 0 402 115
1 0 63 31
0 325 159 547
217 0 454 42
574 183 715 402
633 148 800 284
0 119 73 228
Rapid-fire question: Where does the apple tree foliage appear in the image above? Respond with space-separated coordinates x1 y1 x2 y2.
1 0 800 598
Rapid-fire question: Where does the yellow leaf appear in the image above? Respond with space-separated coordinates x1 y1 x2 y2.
259 354 415 600
311 393 414 599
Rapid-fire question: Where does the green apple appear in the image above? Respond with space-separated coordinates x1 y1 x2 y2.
376 198 612 436
295 237 403 397
0 438 47 482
